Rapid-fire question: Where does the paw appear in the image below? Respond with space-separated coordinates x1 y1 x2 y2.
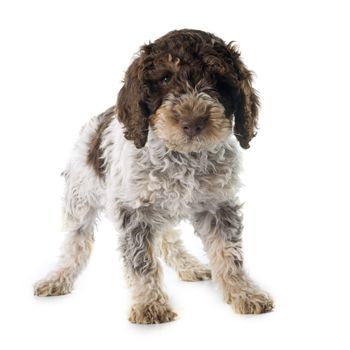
178 265 211 282
33 274 73 297
233 290 274 314
129 302 178 324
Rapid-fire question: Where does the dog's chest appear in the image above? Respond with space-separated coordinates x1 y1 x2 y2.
137 146 239 216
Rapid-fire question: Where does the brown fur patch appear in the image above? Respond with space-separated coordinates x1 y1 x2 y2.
116 29 260 150
87 106 116 177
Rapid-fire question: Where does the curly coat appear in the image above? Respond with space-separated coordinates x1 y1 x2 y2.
34 29 273 324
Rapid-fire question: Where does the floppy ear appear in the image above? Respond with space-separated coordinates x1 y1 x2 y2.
217 43 260 149
117 57 150 148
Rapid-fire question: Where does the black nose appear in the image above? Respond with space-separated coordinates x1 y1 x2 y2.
180 117 208 137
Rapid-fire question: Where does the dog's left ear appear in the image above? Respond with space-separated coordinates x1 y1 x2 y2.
214 42 260 149
117 56 150 148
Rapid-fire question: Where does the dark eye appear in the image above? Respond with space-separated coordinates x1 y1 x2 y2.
161 74 172 84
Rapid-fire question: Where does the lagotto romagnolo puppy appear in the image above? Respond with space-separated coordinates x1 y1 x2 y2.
34 29 274 323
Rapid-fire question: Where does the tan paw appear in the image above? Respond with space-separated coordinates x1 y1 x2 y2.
128 302 178 324
178 265 212 282
233 291 274 314
34 275 73 297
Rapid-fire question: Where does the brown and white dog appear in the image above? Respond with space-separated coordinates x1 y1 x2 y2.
34 29 274 324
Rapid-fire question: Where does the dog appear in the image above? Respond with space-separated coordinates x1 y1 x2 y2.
34 29 274 323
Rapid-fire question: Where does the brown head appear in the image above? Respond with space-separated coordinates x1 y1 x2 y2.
117 29 259 152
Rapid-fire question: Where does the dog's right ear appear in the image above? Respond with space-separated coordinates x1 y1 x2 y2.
117 57 150 148
225 43 260 149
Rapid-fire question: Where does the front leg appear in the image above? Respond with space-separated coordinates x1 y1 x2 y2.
193 200 274 314
117 207 177 324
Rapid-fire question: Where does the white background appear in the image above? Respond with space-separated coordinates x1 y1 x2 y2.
1 0 349 349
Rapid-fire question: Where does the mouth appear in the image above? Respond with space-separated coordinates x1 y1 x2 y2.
161 125 232 153
167 136 206 153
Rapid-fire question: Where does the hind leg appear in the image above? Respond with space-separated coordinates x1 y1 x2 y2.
34 165 99 297
157 228 211 282
34 208 96 296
